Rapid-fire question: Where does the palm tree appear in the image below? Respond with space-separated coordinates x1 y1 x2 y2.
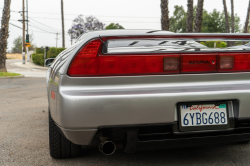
161 0 170 31
222 0 230 33
194 0 204 33
231 0 234 33
222 0 230 46
244 0 250 33
0 0 11 72
231 0 234 46
186 0 193 32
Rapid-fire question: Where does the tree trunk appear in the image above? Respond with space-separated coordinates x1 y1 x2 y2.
223 0 230 33
244 0 250 33
161 0 169 31
223 0 230 47
0 0 11 72
231 0 234 46
61 0 65 48
231 0 234 33
194 0 204 33
186 0 193 32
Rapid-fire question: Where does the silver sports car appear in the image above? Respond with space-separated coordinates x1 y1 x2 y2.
47 30 250 158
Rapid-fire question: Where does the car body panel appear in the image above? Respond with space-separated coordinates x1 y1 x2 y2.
47 30 250 145
55 73 250 130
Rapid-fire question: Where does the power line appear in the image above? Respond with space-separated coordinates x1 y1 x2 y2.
3 6 248 19
28 16 161 23
0 7 19 13
29 28 60 34
1 7 161 19
9 21 59 34
9 22 22 29
29 21 61 33
29 23 59 34
9 21 67 36
29 17 61 32
29 12 160 19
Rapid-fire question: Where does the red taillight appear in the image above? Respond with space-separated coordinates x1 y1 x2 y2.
68 39 102 76
218 53 250 72
68 39 250 77
68 39 180 76
181 54 217 73
220 56 234 69
164 57 179 71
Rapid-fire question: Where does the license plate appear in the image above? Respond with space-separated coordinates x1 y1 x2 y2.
180 103 228 127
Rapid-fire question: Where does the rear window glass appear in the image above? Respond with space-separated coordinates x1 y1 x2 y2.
105 39 250 54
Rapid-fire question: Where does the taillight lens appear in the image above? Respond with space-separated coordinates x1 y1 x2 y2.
164 57 179 71
181 54 217 73
68 39 250 77
68 39 102 76
68 39 180 76
220 56 234 69
219 53 250 72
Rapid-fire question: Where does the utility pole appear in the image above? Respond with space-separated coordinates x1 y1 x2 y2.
55 33 59 48
61 0 65 48
22 0 25 64
26 0 29 62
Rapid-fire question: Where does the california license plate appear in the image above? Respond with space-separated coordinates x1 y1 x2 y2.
180 103 228 128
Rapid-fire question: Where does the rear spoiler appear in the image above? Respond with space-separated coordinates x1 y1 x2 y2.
100 33 250 41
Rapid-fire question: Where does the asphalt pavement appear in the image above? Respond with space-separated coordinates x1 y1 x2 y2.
6 59 47 77
1 61 250 165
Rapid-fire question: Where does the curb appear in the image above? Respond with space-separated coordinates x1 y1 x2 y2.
0 75 25 79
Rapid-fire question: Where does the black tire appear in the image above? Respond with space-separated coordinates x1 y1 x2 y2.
237 141 250 144
49 112 81 158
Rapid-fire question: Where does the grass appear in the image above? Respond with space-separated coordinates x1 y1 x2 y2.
0 72 21 77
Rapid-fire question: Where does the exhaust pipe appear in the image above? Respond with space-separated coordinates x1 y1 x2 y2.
99 141 116 155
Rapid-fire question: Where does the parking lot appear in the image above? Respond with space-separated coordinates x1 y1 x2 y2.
0 76 249 165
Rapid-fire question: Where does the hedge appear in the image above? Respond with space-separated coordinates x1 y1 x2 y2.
47 47 66 58
200 41 227 48
32 47 66 66
32 53 44 66
35 47 44 54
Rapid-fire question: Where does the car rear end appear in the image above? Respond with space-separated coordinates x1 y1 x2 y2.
48 30 250 158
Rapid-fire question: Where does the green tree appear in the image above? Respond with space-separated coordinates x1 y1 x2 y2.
11 36 22 53
202 9 241 33
105 23 124 29
11 34 35 53
170 5 241 33
170 5 187 33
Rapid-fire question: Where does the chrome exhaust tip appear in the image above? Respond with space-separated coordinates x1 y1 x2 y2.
99 141 116 155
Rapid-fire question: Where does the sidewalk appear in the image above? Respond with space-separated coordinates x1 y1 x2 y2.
11 61 49 70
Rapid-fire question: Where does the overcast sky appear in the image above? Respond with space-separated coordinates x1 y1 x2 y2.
1 0 250 51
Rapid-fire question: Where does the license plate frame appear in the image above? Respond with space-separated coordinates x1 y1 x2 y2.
177 101 230 132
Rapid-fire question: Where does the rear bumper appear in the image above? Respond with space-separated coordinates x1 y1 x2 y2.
59 120 250 148
49 74 250 145
137 120 250 150
55 88 250 129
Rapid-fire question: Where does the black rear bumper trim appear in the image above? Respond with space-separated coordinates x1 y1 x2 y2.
137 133 250 151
